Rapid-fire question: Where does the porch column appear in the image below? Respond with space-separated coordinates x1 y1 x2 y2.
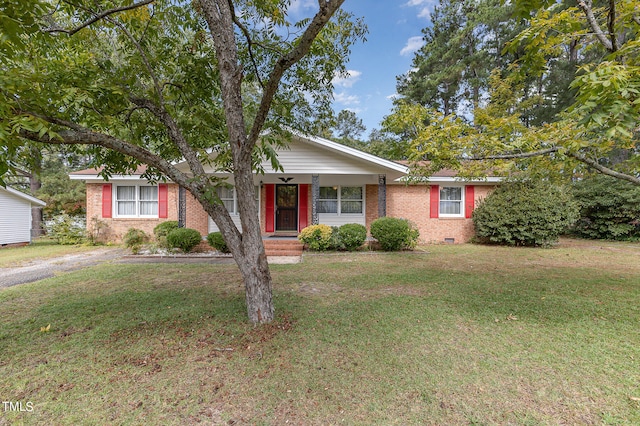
178 186 186 228
378 174 386 218
311 174 320 225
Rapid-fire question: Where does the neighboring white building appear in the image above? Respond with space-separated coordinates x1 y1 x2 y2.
0 186 46 246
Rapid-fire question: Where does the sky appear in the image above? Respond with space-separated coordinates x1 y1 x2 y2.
315 0 436 135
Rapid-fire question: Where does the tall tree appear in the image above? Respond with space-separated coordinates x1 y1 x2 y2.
388 0 640 185
0 0 366 323
333 109 366 142
397 0 521 116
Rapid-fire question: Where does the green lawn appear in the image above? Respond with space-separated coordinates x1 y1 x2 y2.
0 238 99 268
1 240 639 425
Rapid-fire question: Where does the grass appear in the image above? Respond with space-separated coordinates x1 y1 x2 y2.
0 238 100 268
1 239 639 425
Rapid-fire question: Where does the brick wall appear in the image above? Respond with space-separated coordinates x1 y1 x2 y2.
86 183 179 243
184 191 209 236
88 181 495 244
385 184 495 243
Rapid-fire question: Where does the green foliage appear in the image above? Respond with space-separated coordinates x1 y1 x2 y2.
206 232 230 253
166 228 202 253
298 224 333 251
123 228 149 254
473 181 579 247
45 214 86 245
390 0 640 186
86 217 108 245
370 217 419 251
38 158 86 217
153 221 179 248
572 175 640 241
337 223 367 251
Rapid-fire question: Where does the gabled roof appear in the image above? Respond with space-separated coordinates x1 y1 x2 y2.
289 130 408 174
1 186 46 206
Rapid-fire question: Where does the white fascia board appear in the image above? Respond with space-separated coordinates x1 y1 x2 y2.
3 186 46 206
393 176 503 183
68 174 170 182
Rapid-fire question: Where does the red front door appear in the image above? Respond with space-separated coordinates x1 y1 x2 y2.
275 184 298 231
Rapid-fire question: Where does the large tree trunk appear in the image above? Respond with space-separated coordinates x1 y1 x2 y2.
235 244 274 323
30 148 44 238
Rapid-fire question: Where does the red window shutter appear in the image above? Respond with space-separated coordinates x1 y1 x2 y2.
465 185 475 218
265 184 275 232
298 184 309 231
429 185 439 218
158 184 168 218
101 184 112 218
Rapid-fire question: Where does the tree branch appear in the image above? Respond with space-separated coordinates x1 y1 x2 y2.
577 0 614 52
45 0 156 36
568 151 640 185
227 0 264 88
247 0 345 149
466 147 560 160
607 0 618 52
129 97 206 177
464 146 640 185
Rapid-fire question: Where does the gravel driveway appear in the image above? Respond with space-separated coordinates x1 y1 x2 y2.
0 247 126 289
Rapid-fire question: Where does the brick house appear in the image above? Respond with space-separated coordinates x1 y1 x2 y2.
70 132 499 244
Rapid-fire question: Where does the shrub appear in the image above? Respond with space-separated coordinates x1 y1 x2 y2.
328 226 343 250
337 223 367 251
153 221 179 247
166 228 203 253
123 228 149 254
207 232 230 253
572 175 640 240
45 214 86 245
298 224 333 251
472 181 578 247
370 217 419 251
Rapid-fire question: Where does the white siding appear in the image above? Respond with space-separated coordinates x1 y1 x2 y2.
208 215 243 233
0 191 32 245
318 214 366 227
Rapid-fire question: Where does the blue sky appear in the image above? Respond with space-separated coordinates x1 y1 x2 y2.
328 0 435 135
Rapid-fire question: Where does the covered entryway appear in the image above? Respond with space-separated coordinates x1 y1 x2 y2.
275 184 298 231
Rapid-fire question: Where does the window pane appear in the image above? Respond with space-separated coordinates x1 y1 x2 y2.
341 200 362 214
440 201 461 215
139 186 157 201
217 186 234 199
440 187 462 201
117 201 136 216
341 186 362 200
222 200 234 212
319 187 338 199
117 186 135 201
140 201 158 216
318 200 338 213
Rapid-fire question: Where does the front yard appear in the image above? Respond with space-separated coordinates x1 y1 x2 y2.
1 240 639 424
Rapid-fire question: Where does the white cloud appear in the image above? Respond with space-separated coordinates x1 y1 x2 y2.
332 70 362 88
405 0 435 21
288 0 315 15
333 92 360 106
386 93 400 101
417 7 431 19
400 36 425 56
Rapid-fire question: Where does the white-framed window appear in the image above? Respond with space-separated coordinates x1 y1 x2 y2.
439 186 464 217
115 185 158 217
319 186 364 215
217 186 236 214
216 185 260 215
